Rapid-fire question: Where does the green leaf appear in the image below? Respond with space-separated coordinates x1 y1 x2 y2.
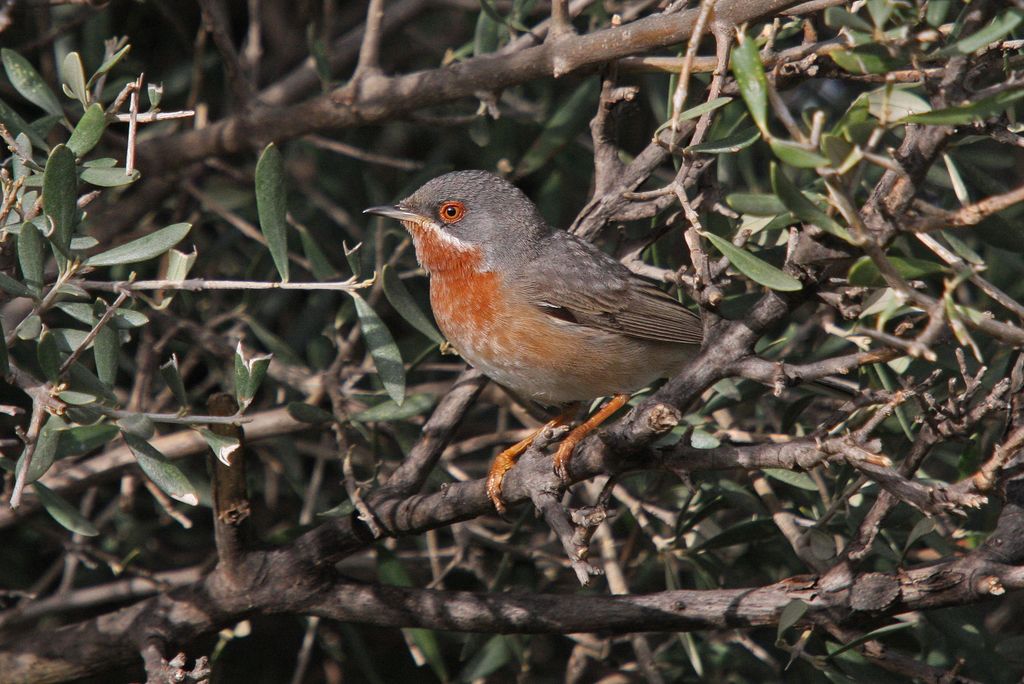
296 225 336 281
351 393 434 422
0 96 48 150
690 517 778 553
377 547 450 682
55 302 148 329
0 321 8 376
197 427 241 466
2 48 63 117
93 322 118 386
769 138 830 168
43 144 77 258
80 166 140 186
351 292 406 405
677 96 733 121
255 143 290 282
901 89 1024 125
701 231 802 291
117 413 156 439
829 44 904 75
770 163 851 241
123 432 199 506
343 241 362 279
286 402 337 424
66 104 107 157
926 0 951 27
33 482 99 536
943 8 1024 56
866 87 931 122
160 354 188 408
458 636 513 682
824 7 872 32
730 34 769 134
233 343 272 411
473 4 502 56
19 414 66 483
763 468 818 491
56 423 118 457
827 622 915 659
686 126 760 154
847 256 945 286
85 222 191 267
61 52 88 106
777 599 809 641
382 265 444 344
0 270 33 298
903 517 935 553
37 329 61 382
726 193 785 216
17 221 44 293
17 314 41 340
92 44 131 82
515 79 599 178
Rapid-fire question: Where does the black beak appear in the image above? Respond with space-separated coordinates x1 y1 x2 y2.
363 205 423 222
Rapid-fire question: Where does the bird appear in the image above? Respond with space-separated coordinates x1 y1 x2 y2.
365 170 703 512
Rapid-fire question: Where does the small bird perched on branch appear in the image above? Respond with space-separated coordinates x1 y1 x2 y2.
366 171 703 512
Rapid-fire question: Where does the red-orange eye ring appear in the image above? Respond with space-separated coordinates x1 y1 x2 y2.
438 200 466 224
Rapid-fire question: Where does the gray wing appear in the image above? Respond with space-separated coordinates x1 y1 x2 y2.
517 232 703 346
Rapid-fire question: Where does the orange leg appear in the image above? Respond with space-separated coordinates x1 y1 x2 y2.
486 407 575 514
552 394 629 484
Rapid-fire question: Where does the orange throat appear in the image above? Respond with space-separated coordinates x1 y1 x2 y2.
403 220 502 345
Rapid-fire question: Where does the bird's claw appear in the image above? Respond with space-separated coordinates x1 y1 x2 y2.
486 468 508 515
552 440 575 485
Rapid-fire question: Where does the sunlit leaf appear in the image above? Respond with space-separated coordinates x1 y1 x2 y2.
198 428 241 466
67 104 107 157
726 193 785 216
943 8 1024 56
901 89 1024 125
234 343 272 411
701 231 803 291
866 87 931 122
687 126 760 154
769 138 830 168
85 222 191 267
123 432 199 506
2 48 63 117
730 33 768 134
351 393 434 422
61 52 89 106
80 166 140 186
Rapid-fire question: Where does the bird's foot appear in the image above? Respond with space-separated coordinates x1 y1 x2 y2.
551 394 630 486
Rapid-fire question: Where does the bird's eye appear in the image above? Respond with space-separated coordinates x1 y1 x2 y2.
438 201 465 224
